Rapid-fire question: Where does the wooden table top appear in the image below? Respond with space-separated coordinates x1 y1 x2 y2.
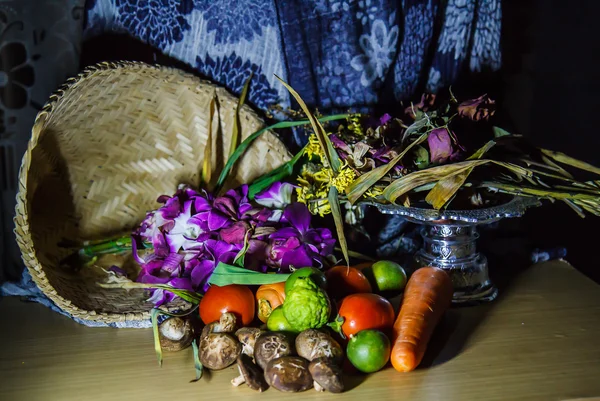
1 260 599 401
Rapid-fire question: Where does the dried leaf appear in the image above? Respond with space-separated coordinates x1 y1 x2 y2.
151 308 163 367
276 75 341 172
229 73 253 158
541 155 574 179
425 140 497 209
202 94 217 187
541 149 600 176
328 186 349 266
347 133 428 204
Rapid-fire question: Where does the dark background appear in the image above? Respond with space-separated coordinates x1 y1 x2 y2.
79 0 600 284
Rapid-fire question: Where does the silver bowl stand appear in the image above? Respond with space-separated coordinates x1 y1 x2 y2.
359 197 542 305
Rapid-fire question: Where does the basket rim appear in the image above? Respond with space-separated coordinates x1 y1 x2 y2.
13 60 290 323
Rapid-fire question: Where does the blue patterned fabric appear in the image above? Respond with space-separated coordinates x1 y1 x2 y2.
84 0 502 148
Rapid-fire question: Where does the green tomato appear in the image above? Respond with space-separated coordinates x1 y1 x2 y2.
266 305 298 333
284 267 327 294
346 329 391 373
283 277 330 331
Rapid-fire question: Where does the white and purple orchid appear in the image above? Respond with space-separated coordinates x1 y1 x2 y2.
132 182 336 306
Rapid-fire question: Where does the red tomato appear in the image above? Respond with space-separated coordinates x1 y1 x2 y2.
199 284 255 326
336 293 395 339
326 265 372 300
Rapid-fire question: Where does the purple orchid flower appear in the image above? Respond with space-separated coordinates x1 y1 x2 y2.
254 182 296 222
267 203 336 272
208 185 253 231
329 134 352 155
146 277 195 306
188 239 242 292
428 128 453 164
379 113 392 125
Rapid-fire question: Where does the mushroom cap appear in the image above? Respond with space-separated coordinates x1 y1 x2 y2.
309 357 345 393
200 312 238 339
254 332 294 370
159 317 194 352
264 356 313 393
295 329 343 365
199 333 241 370
217 312 238 333
237 353 269 392
235 327 264 358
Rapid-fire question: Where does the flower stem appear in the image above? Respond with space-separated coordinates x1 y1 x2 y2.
80 235 133 257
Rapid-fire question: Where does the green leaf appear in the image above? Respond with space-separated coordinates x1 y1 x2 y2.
151 308 163 367
248 146 305 199
346 132 429 204
208 262 290 286
233 230 251 267
328 186 349 266
190 338 204 383
275 75 341 172
401 116 429 144
492 126 512 138
159 286 203 304
202 94 217 188
414 146 429 169
214 114 350 193
229 73 253 158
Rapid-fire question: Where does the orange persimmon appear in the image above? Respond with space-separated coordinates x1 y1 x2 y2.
255 282 286 323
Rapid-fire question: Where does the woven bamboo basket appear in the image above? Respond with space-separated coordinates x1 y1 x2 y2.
14 61 291 324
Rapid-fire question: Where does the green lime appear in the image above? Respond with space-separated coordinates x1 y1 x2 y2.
365 260 407 293
346 329 391 373
267 306 298 333
285 267 327 294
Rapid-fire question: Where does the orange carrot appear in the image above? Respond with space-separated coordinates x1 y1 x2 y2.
391 266 453 372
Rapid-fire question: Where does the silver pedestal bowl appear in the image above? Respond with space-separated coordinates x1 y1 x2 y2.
360 196 541 305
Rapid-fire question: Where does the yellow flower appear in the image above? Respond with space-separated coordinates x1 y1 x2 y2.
330 163 356 193
347 114 364 137
365 186 384 198
309 199 331 217
295 163 332 216
304 134 324 160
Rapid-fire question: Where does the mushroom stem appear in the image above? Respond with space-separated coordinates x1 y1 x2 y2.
231 374 246 387
314 381 324 392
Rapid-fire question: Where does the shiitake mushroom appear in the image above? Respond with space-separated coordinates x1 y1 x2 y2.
235 327 264 358
309 357 344 393
158 317 194 352
295 329 343 365
264 356 313 393
254 332 294 371
231 353 269 392
199 332 241 370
